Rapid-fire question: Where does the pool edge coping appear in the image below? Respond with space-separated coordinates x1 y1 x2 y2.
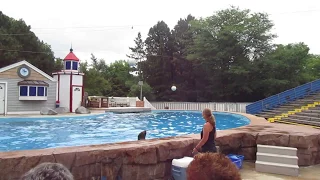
0 111 260 157
0 111 319 158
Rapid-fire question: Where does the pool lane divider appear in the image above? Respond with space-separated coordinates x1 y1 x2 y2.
267 101 320 129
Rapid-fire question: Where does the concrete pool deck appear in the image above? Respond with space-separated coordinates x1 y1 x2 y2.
0 111 320 179
240 162 320 180
92 107 152 113
0 110 106 118
0 107 151 118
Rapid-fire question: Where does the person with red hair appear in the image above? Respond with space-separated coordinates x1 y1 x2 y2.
186 153 241 180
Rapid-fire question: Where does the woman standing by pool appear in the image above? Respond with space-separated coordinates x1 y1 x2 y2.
192 108 217 154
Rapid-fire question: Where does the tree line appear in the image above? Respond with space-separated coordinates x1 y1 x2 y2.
0 11 151 99
1 7 320 102
127 6 320 102
79 54 154 99
0 11 62 75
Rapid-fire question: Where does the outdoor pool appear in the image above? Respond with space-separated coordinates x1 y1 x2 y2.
0 111 250 152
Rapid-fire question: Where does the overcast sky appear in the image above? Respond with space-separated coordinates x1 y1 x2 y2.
2 0 320 64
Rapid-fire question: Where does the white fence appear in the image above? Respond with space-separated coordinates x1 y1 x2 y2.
150 102 251 113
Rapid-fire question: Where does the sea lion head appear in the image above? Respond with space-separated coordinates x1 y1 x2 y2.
138 130 147 140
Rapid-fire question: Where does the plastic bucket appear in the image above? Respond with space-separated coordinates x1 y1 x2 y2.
227 154 244 169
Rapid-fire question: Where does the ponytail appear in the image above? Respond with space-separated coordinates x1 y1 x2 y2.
208 114 216 128
203 108 216 128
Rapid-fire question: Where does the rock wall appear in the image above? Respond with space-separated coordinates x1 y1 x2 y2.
1 123 320 180
215 125 320 166
0 136 198 180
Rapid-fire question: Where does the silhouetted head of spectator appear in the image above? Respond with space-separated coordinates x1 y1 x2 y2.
187 153 241 180
20 162 74 180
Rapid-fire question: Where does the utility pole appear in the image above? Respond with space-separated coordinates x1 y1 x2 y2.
139 81 143 101
138 56 143 101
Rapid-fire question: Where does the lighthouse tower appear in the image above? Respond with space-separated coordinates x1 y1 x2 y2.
53 48 84 112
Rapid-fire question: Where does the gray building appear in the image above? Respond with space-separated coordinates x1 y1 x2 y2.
0 60 57 115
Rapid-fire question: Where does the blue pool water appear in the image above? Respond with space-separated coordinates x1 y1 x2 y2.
0 111 250 152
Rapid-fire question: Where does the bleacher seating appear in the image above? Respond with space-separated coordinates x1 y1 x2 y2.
246 79 320 128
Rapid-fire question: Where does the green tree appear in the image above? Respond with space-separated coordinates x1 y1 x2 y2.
171 14 198 101
81 56 148 98
80 56 111 96
90 53 107 72
187 6 276 101
127 32 145 79
143 21 175 101
126 78 155 100
53 58 63 72
105 60 133 97
257 43 311 96
0 11 56 74
303 54 320 81
85 68 111 96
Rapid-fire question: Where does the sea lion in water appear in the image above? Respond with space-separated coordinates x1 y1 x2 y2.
138 130 147 140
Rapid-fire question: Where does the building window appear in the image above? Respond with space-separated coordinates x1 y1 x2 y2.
37 87 45 96
20 86 28 96
65 61 78 71
19 85 48 100
72 62 78 70
66 61 71 70
29 86 37 96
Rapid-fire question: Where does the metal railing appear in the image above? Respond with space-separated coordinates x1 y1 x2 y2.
246 79 320 114
150 102 251 113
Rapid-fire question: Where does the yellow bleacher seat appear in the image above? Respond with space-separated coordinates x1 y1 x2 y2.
268 118 275 123
288 111 295 115
307 104 316 108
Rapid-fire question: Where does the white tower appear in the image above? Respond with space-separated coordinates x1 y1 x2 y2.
53 48 84 112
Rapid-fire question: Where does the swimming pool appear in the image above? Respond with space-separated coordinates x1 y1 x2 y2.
0 111 250 152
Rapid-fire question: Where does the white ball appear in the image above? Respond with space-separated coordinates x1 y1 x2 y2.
171 86 177 91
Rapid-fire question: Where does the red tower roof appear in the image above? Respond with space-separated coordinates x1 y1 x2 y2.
64 48 79 61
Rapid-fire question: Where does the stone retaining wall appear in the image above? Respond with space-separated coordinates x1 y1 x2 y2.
0 136 198 180
215 125 320 166
1 124 320 180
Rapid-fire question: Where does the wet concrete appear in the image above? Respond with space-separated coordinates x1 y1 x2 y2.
240 162 320 180
0 110 105 118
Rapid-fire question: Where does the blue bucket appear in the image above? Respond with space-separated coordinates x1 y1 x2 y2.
227 154 244 169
